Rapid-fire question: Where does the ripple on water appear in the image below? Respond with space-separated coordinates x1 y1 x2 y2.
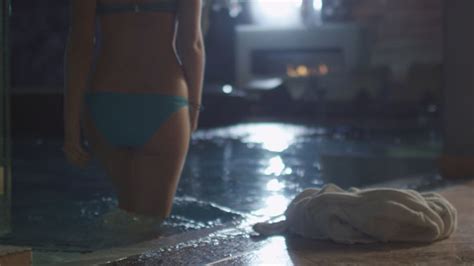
4 123 443 253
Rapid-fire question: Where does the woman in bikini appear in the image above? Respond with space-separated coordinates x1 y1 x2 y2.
62 0 204 222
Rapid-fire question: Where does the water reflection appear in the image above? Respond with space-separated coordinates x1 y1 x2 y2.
245 124 297 152
6 123 444 252
193 123 316 153
252 194 290 217
251 236 292 265
189 123 321 221
266 179 285 192
263 156 286 176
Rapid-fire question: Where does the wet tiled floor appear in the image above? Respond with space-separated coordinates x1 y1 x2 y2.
53 179 474 265
4 122 464 265
0 245 31 265
5 122 444 255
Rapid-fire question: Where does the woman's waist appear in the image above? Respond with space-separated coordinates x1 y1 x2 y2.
83 90 189 113
84 90 189 103
92 64 183 80
88 79 188 95
94 49 181 72
89 74 188 96
92 57 185 86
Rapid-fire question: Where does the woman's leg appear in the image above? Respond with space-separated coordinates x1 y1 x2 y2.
127 106 191 218
83 104 190 218
82 107 136 210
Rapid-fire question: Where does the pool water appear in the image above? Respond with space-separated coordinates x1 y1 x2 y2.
0 122 448 252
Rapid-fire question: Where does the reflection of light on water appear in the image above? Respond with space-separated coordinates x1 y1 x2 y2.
253 194 289 217
193 123 318 153
264 156 286 176
246 124 297 152
252 236 290 264
266 178 285 192
263 156 293 176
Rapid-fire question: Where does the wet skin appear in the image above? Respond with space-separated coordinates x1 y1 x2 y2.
82 1 192 218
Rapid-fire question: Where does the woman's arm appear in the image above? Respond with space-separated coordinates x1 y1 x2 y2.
176 0 205 132
63 0 96 167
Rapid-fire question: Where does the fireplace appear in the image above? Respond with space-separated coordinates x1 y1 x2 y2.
252 48 343 78
235 24 370 101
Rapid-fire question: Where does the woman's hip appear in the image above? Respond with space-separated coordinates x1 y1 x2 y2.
83 91 190 150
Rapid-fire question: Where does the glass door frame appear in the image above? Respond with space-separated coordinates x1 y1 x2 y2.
0 0 12 235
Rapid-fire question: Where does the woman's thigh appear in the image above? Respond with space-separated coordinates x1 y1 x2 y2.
138 106 190 156
127 107 191 216
82 107 134 188
82 103 190 215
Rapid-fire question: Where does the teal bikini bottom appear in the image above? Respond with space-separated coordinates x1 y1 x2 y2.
84 91 188 148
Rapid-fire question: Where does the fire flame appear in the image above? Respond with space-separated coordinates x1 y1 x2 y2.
287 64 329 78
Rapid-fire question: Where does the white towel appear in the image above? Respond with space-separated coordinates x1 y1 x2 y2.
253 184 457 244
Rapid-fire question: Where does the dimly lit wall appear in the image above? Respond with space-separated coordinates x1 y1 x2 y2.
10 0 69 90
351 0 444 103
443 0 474 155
353 0 443 80
8 0 445 138
9 0 444 92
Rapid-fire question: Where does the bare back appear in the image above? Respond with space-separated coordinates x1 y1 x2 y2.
90 0 188 96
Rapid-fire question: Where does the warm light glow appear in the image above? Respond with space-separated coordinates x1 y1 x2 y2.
319 64 329 75
287 65 298 78
296 65 309 76
252 0 303 26
287 64 330 77
288 64 311 78
264 156 286 176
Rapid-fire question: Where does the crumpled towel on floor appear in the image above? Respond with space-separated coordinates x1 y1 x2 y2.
253 184 457 244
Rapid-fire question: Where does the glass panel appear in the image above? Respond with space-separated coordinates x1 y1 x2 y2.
0 0 11 236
